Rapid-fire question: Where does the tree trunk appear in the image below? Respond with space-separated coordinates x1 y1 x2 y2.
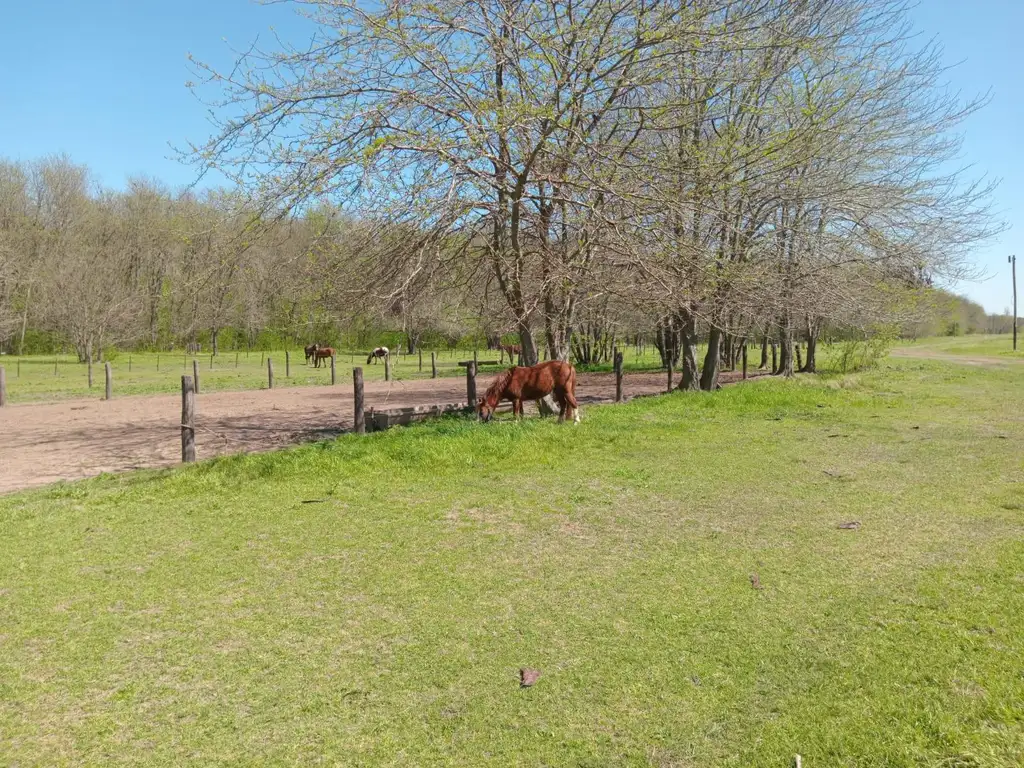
211 328 220 357
802 320 819 373
518 323 540 366
700 326 724 391
776 321 794 377
18 284 31 356
545 320 571 362
759 335 769 369
677 311 700 392
722 333 733 370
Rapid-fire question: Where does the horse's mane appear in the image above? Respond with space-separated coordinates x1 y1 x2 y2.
484 366 516 401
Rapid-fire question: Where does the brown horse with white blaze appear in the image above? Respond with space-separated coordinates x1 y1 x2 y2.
478 361 580 424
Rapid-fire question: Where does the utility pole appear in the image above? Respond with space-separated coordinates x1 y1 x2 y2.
1011 255 1018 352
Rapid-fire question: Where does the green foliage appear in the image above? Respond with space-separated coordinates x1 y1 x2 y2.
828 324 898 373
900 288 1016 339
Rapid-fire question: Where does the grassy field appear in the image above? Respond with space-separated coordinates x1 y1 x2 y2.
0 334 1017 404
0 346 669 404
1 351 1022 765
895 333 1024 359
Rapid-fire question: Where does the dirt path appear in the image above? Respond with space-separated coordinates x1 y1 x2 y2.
0 370 760 494
890 347 1024 367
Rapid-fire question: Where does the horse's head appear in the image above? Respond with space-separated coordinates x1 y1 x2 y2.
477 397 494 422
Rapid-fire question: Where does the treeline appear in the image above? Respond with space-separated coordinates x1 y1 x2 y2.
901 290 1017 339
2 1 1007 380
185 0 1000 389
0 157 489 360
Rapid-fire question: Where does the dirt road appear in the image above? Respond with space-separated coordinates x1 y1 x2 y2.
1 370 741 494
890 347 1024 367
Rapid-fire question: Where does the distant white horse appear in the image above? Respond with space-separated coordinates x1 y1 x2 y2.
367 346 389 364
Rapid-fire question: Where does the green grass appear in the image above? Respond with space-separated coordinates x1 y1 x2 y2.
2 359 1023 765
0 346 670 404
898 333 1024 359
0 348 519 404
3 336 1016 404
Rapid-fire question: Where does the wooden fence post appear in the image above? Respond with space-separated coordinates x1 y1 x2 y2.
128 355 132 373
466 361 477 406
286 350 291 378
473 349 478 368
88 357 93 389
156 354 160 372
742 345 748 379
267 358 274 389
53 358 58 376
235 351 239 369
181 375 196 463
193 359 200 394
419 349 423 372
353 367 365 434
795 344 803 372
385 355 392 382
105 362 112 400
16 358 20 378
330 354 336 385
431 351 437 378
615 351 624 402
0 366 6 407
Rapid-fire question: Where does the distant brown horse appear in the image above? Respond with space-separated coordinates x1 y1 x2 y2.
478 361 580 424
498 343 521 364
304 343 319 364
313 347 335 368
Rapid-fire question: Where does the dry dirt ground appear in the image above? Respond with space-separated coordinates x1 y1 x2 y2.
0 370 759 494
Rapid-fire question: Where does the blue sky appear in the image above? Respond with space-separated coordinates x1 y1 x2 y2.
0 0 1019 312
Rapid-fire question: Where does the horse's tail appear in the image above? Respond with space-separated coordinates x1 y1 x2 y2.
565 363 579 408
565 362 580 423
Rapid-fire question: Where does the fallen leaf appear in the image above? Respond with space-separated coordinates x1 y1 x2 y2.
519 668 541 688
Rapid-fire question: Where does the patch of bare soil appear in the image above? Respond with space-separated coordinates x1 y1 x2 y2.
0 368 764 494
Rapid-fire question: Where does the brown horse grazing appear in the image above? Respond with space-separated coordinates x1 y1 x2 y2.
304 343 319 364
478 361 580 424
313 347 335 368
499 343 521 364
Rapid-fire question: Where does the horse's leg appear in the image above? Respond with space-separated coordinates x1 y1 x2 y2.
555 390 567 423
567 390 580 424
